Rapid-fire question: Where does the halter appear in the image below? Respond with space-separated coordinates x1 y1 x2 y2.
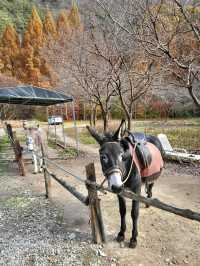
99 141 138 189
121 142 138 185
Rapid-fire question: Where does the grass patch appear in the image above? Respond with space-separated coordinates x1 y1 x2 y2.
79 131 97 145
0 135 10 152
145 127 200 150
64 119 200 150
48 139 78 157
64 128 97 145
0 196 33 209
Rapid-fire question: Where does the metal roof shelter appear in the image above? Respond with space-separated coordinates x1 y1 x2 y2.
0 85 79 154
0 85 73 106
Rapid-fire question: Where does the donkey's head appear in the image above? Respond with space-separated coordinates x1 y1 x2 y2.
87 120 131 191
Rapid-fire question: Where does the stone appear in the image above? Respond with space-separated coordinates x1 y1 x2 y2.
68 233 76 240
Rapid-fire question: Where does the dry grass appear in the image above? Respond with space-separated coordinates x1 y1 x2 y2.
64 118 200 150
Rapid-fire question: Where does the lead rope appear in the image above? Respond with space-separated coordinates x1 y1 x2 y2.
122 142 138 185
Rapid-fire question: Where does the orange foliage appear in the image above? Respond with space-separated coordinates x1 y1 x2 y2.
0 3 82 88
0 25 20 75
57 10 70 34
68 0 81 29
44 10 57 39
23 7 44 49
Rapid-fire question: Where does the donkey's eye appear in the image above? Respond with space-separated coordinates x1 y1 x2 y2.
100 154 108 163
122 154 126 161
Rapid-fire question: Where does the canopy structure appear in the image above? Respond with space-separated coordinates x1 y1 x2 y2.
0 85 73 106
0 85 79 154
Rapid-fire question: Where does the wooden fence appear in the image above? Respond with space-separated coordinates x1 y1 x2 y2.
41 153 200 245
4 125 200 245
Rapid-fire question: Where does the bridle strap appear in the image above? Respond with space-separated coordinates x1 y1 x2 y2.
122 142 138 185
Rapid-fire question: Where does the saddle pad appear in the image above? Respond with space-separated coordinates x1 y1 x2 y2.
132 142 164 180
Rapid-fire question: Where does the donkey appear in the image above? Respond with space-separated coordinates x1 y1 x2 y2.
87 120 164 248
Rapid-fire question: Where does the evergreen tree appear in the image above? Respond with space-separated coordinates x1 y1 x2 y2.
23 6 44 49
0 25 20 75
44 10 57 39
68 0 81 29
57 10 70 33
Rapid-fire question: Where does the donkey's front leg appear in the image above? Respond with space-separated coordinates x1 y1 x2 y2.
116 195 126 242
130 199 140 248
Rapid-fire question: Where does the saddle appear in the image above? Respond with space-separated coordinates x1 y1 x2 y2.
126 132 152 169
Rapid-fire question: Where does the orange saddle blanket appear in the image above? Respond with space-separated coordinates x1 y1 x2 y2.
132 142 164 182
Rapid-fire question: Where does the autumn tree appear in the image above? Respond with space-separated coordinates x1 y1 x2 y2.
68 0 81 29
57 10 70 34
71 30 117 131
95 0 200 110
0 25 20 76
0 2 82 89
44 10 57 39
23 6 44 49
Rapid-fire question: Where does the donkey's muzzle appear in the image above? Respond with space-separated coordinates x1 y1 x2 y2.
108 171 123 190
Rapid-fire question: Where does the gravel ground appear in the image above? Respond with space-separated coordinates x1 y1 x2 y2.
0 143 117 266
0 188 117 266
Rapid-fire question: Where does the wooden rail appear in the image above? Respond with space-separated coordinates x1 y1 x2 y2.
41 154 106 243
45 168 88 205
85 180 200 223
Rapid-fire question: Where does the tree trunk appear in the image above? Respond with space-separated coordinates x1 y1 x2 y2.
127 115 132 131
89 103 93 126
93 105 97 127
188 86 200 110
102 111 108 132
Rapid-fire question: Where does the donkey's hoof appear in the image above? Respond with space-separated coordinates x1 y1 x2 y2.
116 232 125 242
129 239 137 248
145 204 150 208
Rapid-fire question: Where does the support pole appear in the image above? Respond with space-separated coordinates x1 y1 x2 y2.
86 163 106 244
47 107 49 142
71 101 79 155
54 122 57 144
61 104 66 148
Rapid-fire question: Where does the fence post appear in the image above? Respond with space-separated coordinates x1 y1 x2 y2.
14 136 25 176
6 124 25 176
41 142 51 198
86 163 106 244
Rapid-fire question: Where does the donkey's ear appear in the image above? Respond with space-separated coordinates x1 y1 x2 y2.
86 126 104 145
113 119 126 141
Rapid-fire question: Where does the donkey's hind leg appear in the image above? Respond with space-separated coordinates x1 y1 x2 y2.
116 195 126 242
145 182 154 208
129 199 139 248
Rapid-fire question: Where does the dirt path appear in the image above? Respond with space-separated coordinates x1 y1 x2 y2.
0 131 116 265
45 126 200 266
1 127 200 265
